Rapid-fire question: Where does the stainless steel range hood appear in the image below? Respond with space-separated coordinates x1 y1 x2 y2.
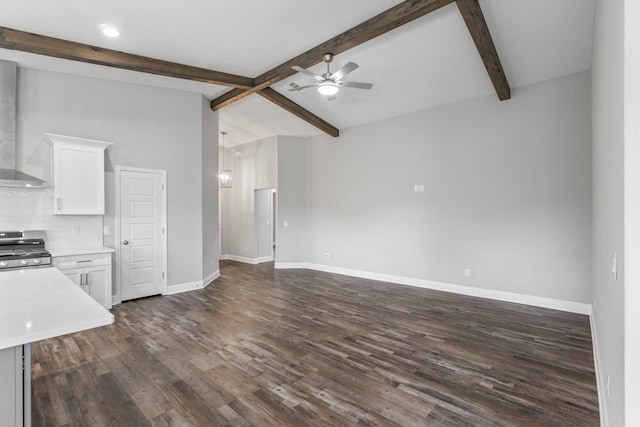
0 60 47 188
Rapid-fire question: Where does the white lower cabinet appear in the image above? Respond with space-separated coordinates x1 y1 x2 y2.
0 344 30 427
53 253 112 309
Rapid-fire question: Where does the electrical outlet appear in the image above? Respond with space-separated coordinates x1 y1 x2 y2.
244 246 248 252
464 268 471 277
210 258 214 266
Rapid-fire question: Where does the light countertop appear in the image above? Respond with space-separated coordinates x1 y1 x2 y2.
0 267 114 350
48 247 115 257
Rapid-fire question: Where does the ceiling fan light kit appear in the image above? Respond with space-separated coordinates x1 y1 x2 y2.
290 53 372 100
318 82 339 96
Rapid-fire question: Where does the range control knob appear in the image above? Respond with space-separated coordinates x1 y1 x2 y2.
0 261 8 268
32 258 41 265
20 259 29 266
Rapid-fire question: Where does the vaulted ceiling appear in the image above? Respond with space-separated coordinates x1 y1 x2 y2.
0 0 594 146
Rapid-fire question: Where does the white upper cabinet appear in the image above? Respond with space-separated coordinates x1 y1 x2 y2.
45 133 113 215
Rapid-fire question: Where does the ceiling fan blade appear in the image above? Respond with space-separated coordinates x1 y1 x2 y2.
288 84 317 92
339 81 373 90
292 66 324 81
331 62 358 81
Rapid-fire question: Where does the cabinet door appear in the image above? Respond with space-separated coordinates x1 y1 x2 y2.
85 265 112 309
53 144 104 214
60 267 84 288
0 346 23 427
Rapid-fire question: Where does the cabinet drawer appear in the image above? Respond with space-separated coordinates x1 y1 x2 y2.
52 253 111 269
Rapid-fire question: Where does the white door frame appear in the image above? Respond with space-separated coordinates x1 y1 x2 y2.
114 166 168 302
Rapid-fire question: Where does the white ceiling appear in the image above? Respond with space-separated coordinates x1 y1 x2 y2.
0 0 595 146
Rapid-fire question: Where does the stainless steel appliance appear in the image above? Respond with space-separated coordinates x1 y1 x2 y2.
0 60 47 188
0 230 51 270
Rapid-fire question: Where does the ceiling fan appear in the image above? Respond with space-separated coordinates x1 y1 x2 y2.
289 53 373 100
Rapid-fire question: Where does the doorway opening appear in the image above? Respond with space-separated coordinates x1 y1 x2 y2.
255 188 276 263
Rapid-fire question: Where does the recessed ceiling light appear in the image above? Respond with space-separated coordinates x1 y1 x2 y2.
99 24 120 38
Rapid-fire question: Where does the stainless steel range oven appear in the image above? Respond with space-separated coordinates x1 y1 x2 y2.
0 230 51 270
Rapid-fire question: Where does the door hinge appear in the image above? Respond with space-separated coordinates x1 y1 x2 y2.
162 272 165 278
162 184 165 191
162 228 165 235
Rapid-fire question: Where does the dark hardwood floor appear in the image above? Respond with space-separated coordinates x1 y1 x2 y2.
32 261 599 426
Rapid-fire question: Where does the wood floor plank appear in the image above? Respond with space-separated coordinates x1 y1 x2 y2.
31 260 599 426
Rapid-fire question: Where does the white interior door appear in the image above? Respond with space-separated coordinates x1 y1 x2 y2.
119 169 165 301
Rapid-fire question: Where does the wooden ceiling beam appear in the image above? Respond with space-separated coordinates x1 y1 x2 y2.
0 27 254 89
455 0 510 100
211 0 455 111
258 88 339 137
0 0 509 139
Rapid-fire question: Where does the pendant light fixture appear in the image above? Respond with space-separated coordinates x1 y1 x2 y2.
218 131 232 188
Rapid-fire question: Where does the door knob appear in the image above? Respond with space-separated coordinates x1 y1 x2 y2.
122 240 129 245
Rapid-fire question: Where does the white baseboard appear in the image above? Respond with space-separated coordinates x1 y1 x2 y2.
590 310 607 427
274 262 306 269
274 262 592 315
203 270 220 288
166 280 203 295
116 271 219 299
221 254 272 264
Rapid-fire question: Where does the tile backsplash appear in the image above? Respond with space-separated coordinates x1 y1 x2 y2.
0 188 103 249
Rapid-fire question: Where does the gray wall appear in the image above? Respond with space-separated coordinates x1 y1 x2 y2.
276 136 307 263
201 99 219 282
592 0 640 424
592 0 625 424
14 68 213 290
299 72 592 304
624 0 640 422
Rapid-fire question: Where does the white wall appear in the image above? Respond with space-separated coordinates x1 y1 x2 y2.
220 136 276 261
297 72 592 304
592 0 625 423
10 68 215 292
